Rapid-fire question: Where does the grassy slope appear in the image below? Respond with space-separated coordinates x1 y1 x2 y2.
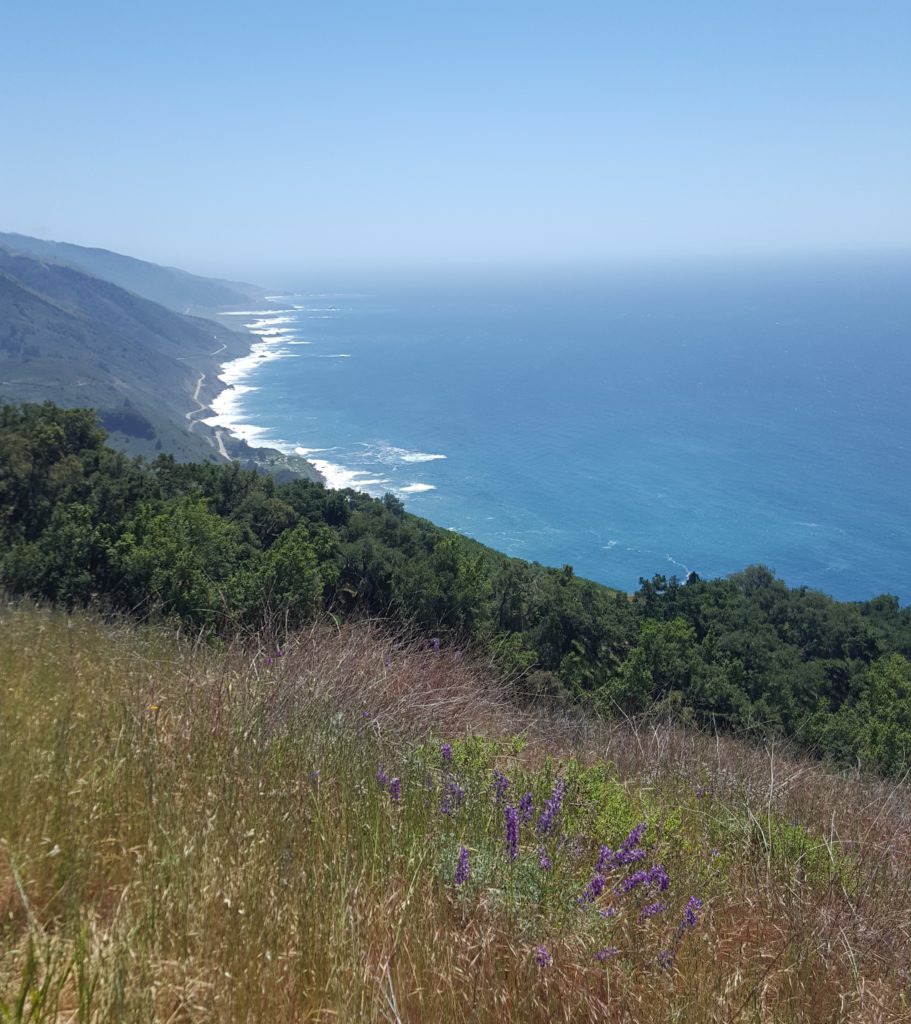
1 604 908 1023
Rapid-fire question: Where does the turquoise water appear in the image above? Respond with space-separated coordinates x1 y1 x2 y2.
216 257 911 601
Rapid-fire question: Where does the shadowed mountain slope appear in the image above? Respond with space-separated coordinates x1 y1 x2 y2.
0 231 265 313
0 246 251 460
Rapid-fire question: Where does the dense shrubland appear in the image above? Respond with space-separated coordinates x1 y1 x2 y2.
2 401 911 776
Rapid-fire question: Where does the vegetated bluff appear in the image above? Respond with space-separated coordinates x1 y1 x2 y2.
2 400 910 775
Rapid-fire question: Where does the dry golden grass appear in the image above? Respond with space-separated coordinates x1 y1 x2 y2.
1 602 909 1022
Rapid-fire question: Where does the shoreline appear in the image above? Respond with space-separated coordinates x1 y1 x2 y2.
196 304 326 484
199 302 446 498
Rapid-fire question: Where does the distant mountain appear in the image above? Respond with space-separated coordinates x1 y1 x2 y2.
0 246 252 462
0 232 266 314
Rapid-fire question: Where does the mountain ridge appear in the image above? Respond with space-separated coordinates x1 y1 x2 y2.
0 231 266 313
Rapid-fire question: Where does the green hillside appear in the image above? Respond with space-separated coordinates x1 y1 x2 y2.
0 247 323 484
3 400 910 777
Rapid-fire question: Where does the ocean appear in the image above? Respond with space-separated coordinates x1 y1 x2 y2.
208 256 911 602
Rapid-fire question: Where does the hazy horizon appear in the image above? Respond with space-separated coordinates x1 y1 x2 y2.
2 1 909 283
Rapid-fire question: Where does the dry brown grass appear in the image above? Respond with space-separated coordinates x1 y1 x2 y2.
1 602 910 1022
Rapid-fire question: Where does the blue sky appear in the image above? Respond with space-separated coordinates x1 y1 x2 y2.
1 1 909 282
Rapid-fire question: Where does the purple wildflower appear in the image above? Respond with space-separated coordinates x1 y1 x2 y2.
376 765 389 788
596 844 613 874
535 779 566 837
599 907 617 919
616 869 649 895
534 946 553 968
593 947 618 961
441 742 452 766
617 863 668 896
537 845 552 871
265 657 273 666
276 649 284 658
657 949 675 970
432 637 441 652
493 770 510 804
578 872 607 905
388 777 401 803
647 864 670 892
519 791 534 824
454 845 470 885
640 900 667 920
678 895 703 934
613 823 647 865
505 804 519 862
309 768 320 788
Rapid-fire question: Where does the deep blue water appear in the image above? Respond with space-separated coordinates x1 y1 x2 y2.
220 257 911 602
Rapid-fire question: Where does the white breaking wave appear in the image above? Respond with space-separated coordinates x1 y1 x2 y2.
364 443 447 465
294 446 336 457
221 308 301 316
309 459 391 492
398 483 436 494
400 452 446 463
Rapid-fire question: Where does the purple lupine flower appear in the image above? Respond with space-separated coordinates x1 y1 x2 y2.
640 900 667 920
578 872 607 905
647 864 670 892
596 844 613 874
388 777 401 803
613 823 647 865
593 947 618 961
657 949 675 970
519 791 534 824
376 765 389 788
505 804 519 862
432 637 441 652
535 779 566 837
493 770 510 804
616 869 647 894
276 649 284 658
617 863 668 896
537 845 552 871
454 845 470 885
678 895 703 933
599 907 617 919
441 742 452 766
265 657 273 666
534 946 553 968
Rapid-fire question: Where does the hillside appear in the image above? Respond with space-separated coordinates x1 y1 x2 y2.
1 602 908 1022
3 401 911 780
0 231 265 313
0 246 258 462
